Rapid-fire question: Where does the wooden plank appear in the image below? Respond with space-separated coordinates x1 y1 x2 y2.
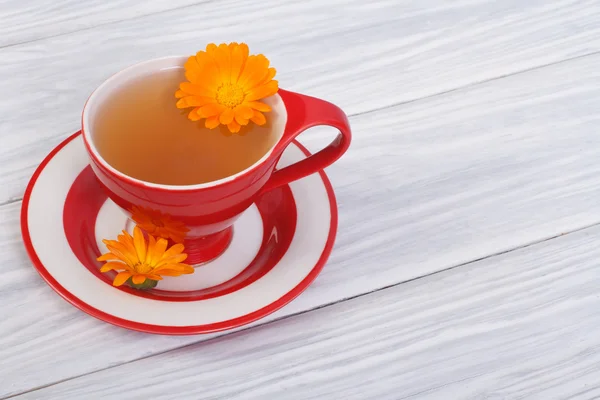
0 0 207 47
14 221 600 399
4 52 600 397
0 202 204 397
2 0 600 204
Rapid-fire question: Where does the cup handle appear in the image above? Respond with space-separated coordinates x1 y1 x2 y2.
260 89 352 193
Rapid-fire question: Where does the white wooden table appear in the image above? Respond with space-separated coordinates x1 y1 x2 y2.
2 0 600 398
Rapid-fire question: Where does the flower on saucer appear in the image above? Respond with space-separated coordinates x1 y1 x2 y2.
131 205 189 244
98 226 194 289
175 42 278 134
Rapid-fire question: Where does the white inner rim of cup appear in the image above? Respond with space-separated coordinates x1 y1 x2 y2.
82 56 288 190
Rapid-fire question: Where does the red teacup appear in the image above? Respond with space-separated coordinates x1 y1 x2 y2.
82 56 351 264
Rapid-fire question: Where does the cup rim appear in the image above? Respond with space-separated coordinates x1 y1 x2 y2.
81 55 287 191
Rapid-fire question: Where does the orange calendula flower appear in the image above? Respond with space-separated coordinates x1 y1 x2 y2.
175 42 278 134
98 226 194 288
131 205 189 244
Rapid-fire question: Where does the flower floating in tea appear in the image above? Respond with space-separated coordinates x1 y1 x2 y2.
175 42 278 134
130 205 189 244
98 226 194 289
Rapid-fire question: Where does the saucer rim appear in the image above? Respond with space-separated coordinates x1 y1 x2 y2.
21 131 338 335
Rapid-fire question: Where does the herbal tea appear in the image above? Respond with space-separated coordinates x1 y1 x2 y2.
93 68 280 185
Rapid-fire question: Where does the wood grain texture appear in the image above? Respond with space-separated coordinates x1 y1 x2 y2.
4 51 600 397
0 202 207 397
2 0 600 204
0 0 207 47
16 223 600 400
4 0 600 397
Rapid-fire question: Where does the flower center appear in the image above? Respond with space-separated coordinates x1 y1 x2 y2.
151 219 165 228
216 83 245 108
134 263 153 274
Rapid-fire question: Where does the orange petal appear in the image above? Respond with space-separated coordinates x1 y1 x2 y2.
160 243 185 260
156 253 188 268
213 43 232 84
132 275 146 285
131 207 151 223
236 117 249 126
146 274 163 281
195 49 212 66
148 237 168 267
234 105 254 126
153 226 170 240
219 108 235 125
113 272 132 287
114 230 135 251
184 55 201 72
166 226 189 236
180 264 195 274
132 218 152 228
230 43 248 83
180 82 215 98
182 96 215 108
250 110 266 125
185 71 199 84
235 105 253 120
103 241 137 266
246 80 279 102
228 120 241 133
205 43 218 54
97 252 121 262
166 223 189 232
259 67 277 85
205 116 220 129
198 103 226 118
101 246 127 264
154 265 195 276
168 234 186 244
100 262 128 273
238 54 270 89
184 56 201 82
188 108 202 121
178 97 205 109
133 227 147 264
155 263 194 272
195 51 221 92
118 230 135 249
159 253 187 265
152 270 183 277
145 235 157 267
170 219 188 228
136 223 156 236
175 90 186 99
245 101 271 112
239 43 250 76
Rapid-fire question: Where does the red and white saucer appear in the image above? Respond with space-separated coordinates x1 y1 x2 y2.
21 132 337 335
